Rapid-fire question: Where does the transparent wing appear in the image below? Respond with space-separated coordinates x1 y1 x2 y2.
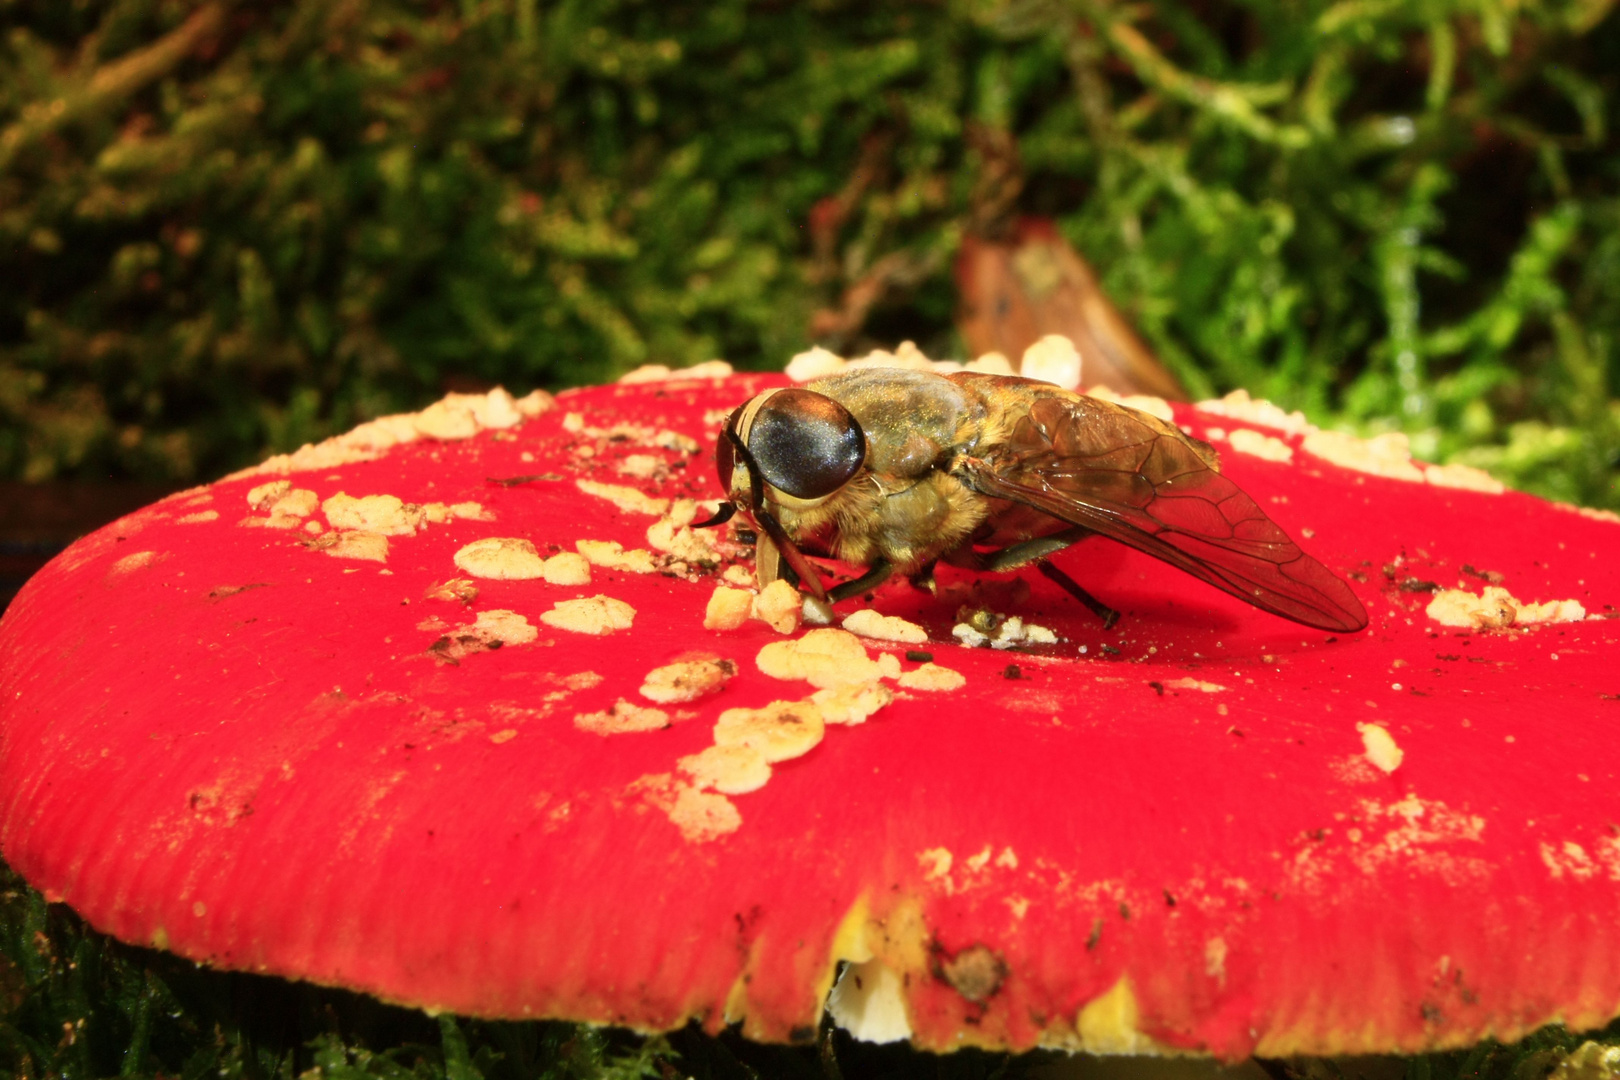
954 395 1368 632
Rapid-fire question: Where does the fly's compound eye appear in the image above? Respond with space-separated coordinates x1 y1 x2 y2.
715 405 742 494
743 388 866 500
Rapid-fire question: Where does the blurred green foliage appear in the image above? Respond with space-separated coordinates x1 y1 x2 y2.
1 0 1617 506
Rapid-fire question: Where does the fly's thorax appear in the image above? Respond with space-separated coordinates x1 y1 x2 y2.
807 368 984 480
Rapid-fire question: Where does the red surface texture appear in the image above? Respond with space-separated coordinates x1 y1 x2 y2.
3 372 1620 1059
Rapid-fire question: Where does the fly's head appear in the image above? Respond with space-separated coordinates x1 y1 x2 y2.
698 387 867 600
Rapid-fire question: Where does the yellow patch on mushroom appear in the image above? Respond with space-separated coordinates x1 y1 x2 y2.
234 387 542 478
750 579 803 634
575 479 669 516
422 501 493 524
646 512 720 565
540 595 636 634
1300 430 1426 483
1357 722 1404 773
616 454 663 479
574 698 670 735
1076 977 1154 1053
322 531 389 563
264 488 321 526
784 346 848 383
678 743 772 794
841 609 928 645
247 480 292 509
1227 428 1294 463
413 388 527 440
809 681 894 726
323 492 425 536
713 700 825 762
704 586 754 631
108 550 159 578
1426 586 1585 629
540 552 592 586
721 564 755 587
176 509 220 524
756 628 888 688
575 539 658 574
617 359 735 384
1566 503 1620 524
1195 389 1314 438
1020 334 1082 390
1423 462 1505 494
1515 596 1589 626
453 537 548 580
640 656 737 704
467 609 538 646
1161 677 1227 693
628 771 744 843
897 663 966 692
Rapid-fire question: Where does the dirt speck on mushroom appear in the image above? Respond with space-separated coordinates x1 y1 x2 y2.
424 578 480 604
934 943 1008 1003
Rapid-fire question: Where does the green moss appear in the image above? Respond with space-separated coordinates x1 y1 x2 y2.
0 1 1617 503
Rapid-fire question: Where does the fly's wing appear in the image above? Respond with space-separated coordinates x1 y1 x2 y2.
954 395 1368 632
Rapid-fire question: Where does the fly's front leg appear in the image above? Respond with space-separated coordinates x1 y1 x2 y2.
907 559 939 594
955 528 1121 629
827 559 896 603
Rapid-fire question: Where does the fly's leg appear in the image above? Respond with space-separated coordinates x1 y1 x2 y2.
1036 560 1120 630
964 528 1121 629
827 559 895 603
907 559 939 594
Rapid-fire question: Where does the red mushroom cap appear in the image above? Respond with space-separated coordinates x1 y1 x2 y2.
3 372 1619 1059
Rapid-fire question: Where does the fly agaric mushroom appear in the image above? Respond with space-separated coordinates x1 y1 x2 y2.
3 363 1620 1062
